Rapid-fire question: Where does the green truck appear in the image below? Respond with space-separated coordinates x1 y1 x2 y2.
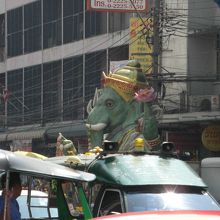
47 143 220 218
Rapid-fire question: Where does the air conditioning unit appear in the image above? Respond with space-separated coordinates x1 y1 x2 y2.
189 95 219 112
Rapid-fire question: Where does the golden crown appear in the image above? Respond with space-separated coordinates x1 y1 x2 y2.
101 60 148 102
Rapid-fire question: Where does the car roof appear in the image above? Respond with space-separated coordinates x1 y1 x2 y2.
0 190 48 197
0 150 95 182
20 190 48 196
92 210 220 220
201 157 220 168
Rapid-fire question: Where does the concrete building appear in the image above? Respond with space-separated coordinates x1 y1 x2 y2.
0 0 219 158
0 0 131 154
160 0 220 159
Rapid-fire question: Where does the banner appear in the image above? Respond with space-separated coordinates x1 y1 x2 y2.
87 0 148 12
129 17 153 74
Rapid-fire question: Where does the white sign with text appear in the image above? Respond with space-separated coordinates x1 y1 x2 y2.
88 0 147 12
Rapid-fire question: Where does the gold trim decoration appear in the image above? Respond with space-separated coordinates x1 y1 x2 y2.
146 135 161 147
101 72 147 102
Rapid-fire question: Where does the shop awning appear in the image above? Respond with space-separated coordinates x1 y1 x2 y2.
0 134 7 142
0 129 46 142
0 122 88 142
159 111 220 124
46 123 87 140
7 129 45 141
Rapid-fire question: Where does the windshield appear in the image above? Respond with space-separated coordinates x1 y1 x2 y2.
126 191 220 212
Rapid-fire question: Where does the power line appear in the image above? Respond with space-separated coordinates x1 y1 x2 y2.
2 1 220 126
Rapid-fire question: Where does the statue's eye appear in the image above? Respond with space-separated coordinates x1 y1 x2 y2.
105 99 114 108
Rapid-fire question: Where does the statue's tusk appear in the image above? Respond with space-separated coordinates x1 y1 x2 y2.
92 88 99 107
87 99 93 114
86 123 107 131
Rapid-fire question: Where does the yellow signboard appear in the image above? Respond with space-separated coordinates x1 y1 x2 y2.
202 125 220 151
129 17 153 74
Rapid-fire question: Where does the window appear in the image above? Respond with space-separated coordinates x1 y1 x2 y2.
0 73 5 125
63 0 83 43
7 7 23 57
43 60 62 123
63 55 83 120
24 1 42 53
109 13 129 33
217 33 220 80
109 45 129 68
16 176 58 219
85 11 107 38
85 50 107 112
97 190 122 216
7 69 23 126
0 14 5 62
61 182 84 217
43 0 61 49
24 65 41 124
126 190 220 211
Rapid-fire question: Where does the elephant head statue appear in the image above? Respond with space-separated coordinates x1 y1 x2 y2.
86 60 161 152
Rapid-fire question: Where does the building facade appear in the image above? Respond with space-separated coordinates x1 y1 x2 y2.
0 0 220 158
160 0 220 159
0 0 131 154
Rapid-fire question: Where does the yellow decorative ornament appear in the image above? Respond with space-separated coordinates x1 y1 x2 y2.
134 138 145 148
89 146 103 154
14 151 47 160
64 156 82 165
84 152 95 156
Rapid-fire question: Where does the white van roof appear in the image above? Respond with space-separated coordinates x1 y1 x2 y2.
201 157 220 168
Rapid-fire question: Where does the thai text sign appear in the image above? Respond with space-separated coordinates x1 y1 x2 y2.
202 125 220 151
87 0 147 12
129 17 153 74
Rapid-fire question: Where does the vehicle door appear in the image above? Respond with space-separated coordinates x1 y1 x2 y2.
92 187 124 217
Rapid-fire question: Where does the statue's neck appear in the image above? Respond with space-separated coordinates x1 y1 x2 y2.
105 123 136 143
105 102 140 143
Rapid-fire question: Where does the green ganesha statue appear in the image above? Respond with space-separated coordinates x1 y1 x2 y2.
86 60 161 152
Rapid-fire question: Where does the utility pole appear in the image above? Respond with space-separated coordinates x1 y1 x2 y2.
152 0 161 93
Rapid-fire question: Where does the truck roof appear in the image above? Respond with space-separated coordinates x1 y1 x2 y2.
88 154 206 187
46 153 206 187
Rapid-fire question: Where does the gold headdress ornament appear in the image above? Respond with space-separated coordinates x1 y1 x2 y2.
101 60 148 102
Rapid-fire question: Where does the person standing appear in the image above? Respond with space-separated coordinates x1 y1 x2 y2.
0 172 22 220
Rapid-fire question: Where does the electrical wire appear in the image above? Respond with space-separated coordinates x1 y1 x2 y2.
1 1 220 125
